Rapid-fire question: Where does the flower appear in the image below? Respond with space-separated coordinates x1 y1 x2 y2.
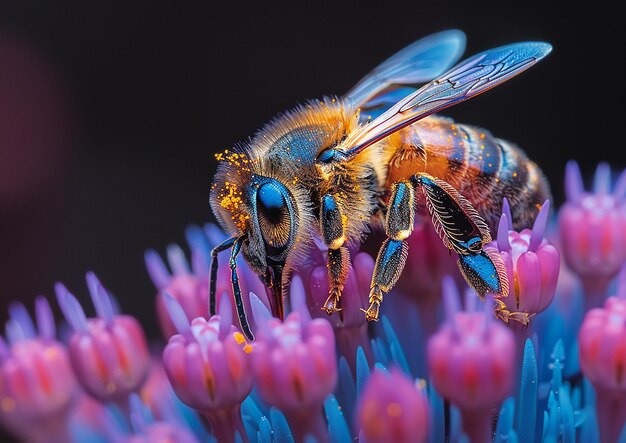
558 161 626 306
0 298 78 443
578 264 626 443
488 199 560 325
356 368 429 443
162 293 252 442
145 243 211 339
299 243 374 369
427 276 515 442
250 278 337 442
5 159 626 443
55 272 150 404
146 223 268 339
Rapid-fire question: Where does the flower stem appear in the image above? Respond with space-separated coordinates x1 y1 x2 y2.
460 408 492 443
19 416 73 443
595 388 626 443
582 277 612 310
335 324 372 374
203 406 248 443
284 408 328 443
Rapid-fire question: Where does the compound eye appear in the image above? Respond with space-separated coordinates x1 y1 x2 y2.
256 181 291 248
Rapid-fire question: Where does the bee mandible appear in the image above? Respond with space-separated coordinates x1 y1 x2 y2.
209 30 552 340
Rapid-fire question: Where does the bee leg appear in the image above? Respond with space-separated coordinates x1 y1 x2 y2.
320 194 350 315
228 234 255 341
209 236 237 316
363 181 414 321
411 172 509 298
493 298 534 327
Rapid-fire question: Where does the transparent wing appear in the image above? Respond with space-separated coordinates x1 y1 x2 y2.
344 29 466 108
342 41 552 157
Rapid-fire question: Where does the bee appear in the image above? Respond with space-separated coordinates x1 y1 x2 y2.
209 30 552 340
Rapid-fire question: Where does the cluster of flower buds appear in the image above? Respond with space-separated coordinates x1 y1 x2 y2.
428 277 515 442
488 198 560 326
56 272 150 405
0 298 78 443
250 277 338 442
356 368 429 443
579 265 626 443
162 293 252 442
559 161 626 306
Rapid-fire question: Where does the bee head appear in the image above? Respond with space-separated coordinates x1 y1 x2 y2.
211 168 302 318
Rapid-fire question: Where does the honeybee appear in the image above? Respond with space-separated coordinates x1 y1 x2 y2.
210 30 552 340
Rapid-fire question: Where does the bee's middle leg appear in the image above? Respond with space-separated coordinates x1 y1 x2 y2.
320 194 350 314
364 181 414 321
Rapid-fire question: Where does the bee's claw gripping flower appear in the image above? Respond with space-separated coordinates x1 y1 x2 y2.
428 276 515 442
559 161 626 306
579 264 626 443
162 293 252 443
356 368 429 443
56 273 150 405
249 279 338 443
489 199 560 324
0 298 78 443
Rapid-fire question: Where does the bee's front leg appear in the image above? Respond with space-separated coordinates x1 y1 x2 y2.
320 194 350 315
364 181 414 321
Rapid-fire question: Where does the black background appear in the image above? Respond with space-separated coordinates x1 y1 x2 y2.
0 1 620 355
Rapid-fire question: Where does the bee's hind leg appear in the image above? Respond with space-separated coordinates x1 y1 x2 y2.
364 181 414 321
320 194 351 315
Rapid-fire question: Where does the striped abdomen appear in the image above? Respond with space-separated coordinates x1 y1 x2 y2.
385 115 550 231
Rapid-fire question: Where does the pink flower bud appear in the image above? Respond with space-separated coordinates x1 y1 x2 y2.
56 274 150 404
356 368 429 443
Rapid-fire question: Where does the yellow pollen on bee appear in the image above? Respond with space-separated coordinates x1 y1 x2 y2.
243 344 253 354
234 332 246 344
513 172 518 177
386 402 402 417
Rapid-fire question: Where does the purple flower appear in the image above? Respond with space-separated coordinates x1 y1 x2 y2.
145 244 211 338
250 279 337 442
0 298 78 443
427 277 515 442
488 199 560 325
299 243 374 368
558 161 626 306
356 368 429 443
162 294 252 442
579 264 626 443
56 273 150 405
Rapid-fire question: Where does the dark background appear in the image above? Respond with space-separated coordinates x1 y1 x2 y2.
0 1 619 346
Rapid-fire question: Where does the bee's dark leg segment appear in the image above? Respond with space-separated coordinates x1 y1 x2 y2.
229 234 254 341
411 172 509 299
325 247 350 314
386 181 415 241
320 194 350 315
364 239 409 321
364 181 415 321
209 236 237 316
